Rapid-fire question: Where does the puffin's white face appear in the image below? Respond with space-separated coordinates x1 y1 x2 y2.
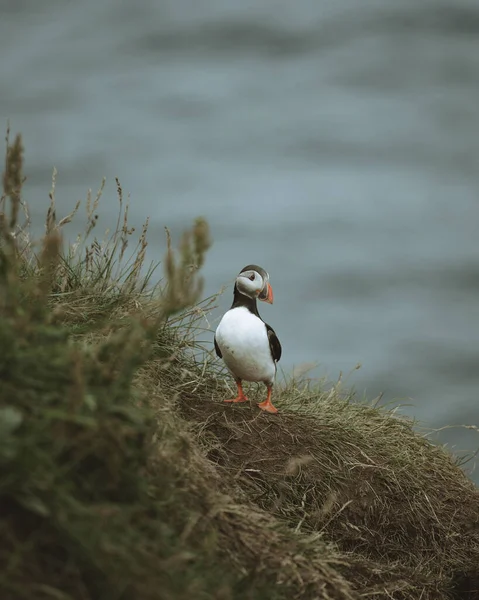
235 266 274 304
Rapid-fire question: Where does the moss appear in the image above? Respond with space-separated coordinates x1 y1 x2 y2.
0 130 478 600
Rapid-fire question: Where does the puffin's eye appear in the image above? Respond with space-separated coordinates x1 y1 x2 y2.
249 273 255 281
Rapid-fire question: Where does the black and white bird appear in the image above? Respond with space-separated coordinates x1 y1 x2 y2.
214 264 282 413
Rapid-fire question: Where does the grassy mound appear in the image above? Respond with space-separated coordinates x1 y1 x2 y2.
1 131 478 600
180 388 479 598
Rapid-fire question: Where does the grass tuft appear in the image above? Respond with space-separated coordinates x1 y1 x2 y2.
1 131 478 600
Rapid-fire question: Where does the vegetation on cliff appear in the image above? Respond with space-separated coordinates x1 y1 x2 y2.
1 131 478 600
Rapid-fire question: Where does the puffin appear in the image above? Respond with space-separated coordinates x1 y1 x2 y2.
214 264 282 414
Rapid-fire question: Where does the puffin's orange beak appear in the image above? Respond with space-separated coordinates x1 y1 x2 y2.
259 282 274 304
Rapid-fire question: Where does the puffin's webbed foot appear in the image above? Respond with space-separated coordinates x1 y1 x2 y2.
224 380 248 403
257 386 278 414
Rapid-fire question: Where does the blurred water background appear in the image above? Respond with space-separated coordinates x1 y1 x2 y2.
1 0 478 481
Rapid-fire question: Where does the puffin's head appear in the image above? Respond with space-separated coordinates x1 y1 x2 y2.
235 264 274 304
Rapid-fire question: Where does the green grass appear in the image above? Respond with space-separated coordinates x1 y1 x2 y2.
1 130 478 600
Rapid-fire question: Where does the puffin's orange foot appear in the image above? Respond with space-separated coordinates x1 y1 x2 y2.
224 395 248 403
224 381 248 403
257 386 278 413
257 399 278 414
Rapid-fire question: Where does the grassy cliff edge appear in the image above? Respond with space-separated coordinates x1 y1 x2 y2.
1 133 478 600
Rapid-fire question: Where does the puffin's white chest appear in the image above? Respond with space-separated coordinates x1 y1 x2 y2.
215 307 276 384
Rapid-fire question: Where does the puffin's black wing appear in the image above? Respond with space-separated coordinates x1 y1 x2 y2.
214 335 222 358
265 323 282 362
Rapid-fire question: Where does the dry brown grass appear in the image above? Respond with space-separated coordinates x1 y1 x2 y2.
178 383 479 598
